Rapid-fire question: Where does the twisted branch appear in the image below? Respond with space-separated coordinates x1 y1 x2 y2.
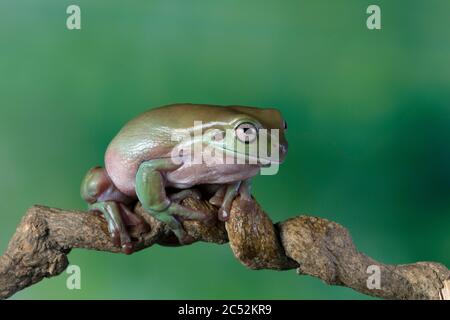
0 197 449 300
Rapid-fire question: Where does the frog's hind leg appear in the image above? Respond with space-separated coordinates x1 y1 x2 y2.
135 159 210 244
81 166 144 254
89 201 134 253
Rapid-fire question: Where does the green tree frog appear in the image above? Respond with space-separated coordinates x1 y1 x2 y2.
81 104 288 253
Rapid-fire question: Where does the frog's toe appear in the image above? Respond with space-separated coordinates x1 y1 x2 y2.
218 203 232 221
111 229 135 254
169 188 202 204
209 186 226 207
168 202 210 221
156 202 211 244
109 223 134 254
110 229 121 247
119 204 150 235
121 242 135 255
179 233 196 245
238 179 252 202
216 180 253 221
89 201 136 254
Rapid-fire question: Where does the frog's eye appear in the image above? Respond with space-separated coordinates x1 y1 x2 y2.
283 120 288 131
235 122 258 143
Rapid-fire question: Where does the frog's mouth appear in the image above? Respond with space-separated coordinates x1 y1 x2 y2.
219 147 280 166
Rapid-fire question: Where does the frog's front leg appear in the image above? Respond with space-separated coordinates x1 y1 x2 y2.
135 159 209 244
215 179 252 221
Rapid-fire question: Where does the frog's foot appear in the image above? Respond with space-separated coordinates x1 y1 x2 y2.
217 179 252 221
169 188 202 204
89 201 135 254
136 159 212 245
119 204 150 235
154 202 208 244
170 189 216 227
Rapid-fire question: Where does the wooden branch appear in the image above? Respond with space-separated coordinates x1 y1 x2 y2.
0 197 449 300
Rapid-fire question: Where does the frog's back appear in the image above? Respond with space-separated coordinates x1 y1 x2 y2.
104 103 282 196
105 105 175 196
104 103 239 196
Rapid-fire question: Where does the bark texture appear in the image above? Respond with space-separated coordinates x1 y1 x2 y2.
0 197 449 300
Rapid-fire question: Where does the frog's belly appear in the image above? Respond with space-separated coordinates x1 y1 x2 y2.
106 149 260 196
165 163 260 188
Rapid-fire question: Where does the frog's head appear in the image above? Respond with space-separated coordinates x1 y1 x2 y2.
201 105 288 167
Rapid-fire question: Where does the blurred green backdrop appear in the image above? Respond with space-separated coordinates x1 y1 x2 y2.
0 0 449 299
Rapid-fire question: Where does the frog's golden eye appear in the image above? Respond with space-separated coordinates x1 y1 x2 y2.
235 122 258 143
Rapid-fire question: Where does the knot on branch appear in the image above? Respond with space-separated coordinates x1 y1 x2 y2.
278 216 348 285
225 197 297 270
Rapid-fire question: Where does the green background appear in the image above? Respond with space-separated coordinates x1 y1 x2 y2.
0 0 449 299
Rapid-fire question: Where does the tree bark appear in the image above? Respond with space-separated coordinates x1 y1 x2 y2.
0 197 449 300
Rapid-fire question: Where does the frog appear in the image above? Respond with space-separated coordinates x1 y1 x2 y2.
81 103 288 253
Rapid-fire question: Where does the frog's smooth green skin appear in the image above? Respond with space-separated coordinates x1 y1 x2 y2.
82 103 288 248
